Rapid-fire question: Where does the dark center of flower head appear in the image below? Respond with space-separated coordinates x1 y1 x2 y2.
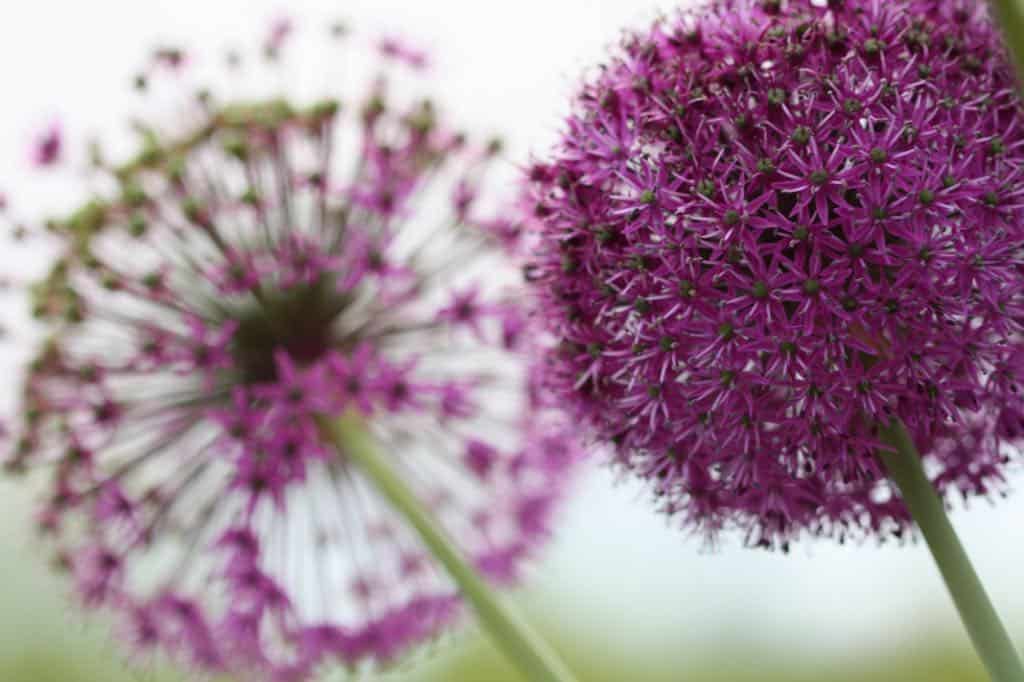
230 280 352 384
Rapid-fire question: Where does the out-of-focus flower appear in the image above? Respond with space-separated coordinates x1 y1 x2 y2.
264 17 295 59
525 0 1024 549
31 121 62 167
4 19 575 680
378 36 429 70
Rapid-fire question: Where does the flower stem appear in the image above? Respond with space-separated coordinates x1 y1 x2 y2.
991 0 1024 90
317 413 578 682
879 418 1024 682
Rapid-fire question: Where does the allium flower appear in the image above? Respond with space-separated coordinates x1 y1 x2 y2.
525 0 1024 549
4 21 575 680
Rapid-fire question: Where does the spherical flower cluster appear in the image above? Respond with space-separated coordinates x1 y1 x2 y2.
3 22 575 680
525 0 1024 548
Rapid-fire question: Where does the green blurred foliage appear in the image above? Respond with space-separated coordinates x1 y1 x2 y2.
0 625 993 682
0 590 994 682
423 626 989 682
0 486 1005 682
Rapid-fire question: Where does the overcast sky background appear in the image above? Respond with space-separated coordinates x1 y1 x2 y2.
0 1 1022 678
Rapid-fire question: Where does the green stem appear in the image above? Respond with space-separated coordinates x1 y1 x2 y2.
879 418 1024 682
317 413 578 682
991 0 1024 90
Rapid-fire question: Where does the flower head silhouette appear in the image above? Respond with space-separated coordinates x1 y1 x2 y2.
4 19 575 680
525 0 1024 549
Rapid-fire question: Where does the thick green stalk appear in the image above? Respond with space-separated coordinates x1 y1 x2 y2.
992 0 1024 89
317 413 578 682
879 419 1024 682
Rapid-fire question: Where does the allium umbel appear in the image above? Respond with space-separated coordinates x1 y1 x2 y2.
4 24 575 679
525 0 1024 548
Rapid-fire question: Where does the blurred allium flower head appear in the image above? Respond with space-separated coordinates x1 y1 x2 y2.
525 0 1024 549
3 18 575 679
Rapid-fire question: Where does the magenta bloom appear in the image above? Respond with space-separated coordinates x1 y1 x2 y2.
4 24 575 680
525 0 1024 548
378 36 429 70
31 121 62 167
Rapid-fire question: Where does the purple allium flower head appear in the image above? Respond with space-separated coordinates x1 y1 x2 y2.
525 0 1024 549
3 20 576 679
